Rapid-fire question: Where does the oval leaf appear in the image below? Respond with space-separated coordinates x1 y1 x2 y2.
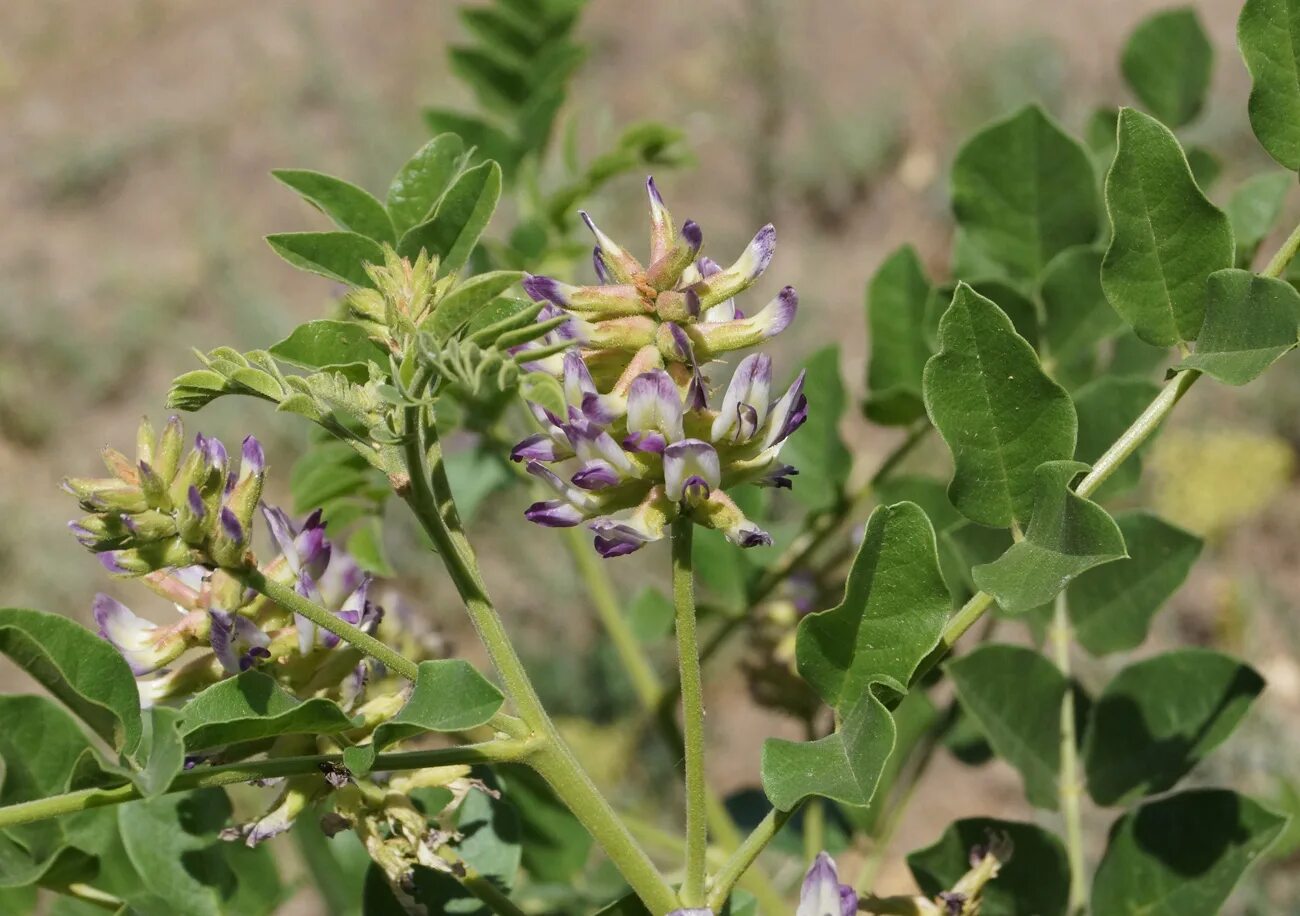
1240 0 1300 170
1177 268 1300 385
425 271 525 341
271 169 395 244
269 319 388 372
1121 8 1213 128
865 245 933 425
923 283 1077 528
1101 108 1234 346
1084 650 1264 806
397 161 502 274
179 670 355 751
0 607 142 754
266 232 385 288
386 134 467 237
1039 246 1126 367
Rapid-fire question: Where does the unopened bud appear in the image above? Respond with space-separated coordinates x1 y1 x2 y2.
136 416 156 468
137 461 173 512
154 416 185 484
210 507 249 568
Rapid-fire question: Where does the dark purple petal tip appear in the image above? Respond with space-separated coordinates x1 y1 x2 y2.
241 436 265 474
522 274 566 305
220 507 243 542
681 220 703 249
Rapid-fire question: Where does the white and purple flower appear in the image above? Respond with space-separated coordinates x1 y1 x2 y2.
797 851 859 916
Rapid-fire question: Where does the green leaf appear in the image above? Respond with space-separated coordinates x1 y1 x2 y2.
797 503 951 706
442 449 514 521
1091 789 1286 915
265 232 385 288
397 161 502 274
271 169 395 244
908 818 1070 916
1084 650 1264 806
864 245 933 424
627 587 674 642
972 461 1127 614
387 134 466 237
1072 375 1161 498
1240 0 1300 169
294 823 368 916
1177 268 1300 385
449 47 530 114
497 764 592 883
0 608 142 754
129 707 185 800
1121 8 1213 128
1068 511 1202 655
452 783 521 896
763 502 949 810
421 111 520 176
269 320 387 372
118 789 237 916
346 661 503 775
779 346 852 513
923 283 1077 528
1039 246 1125 366
1227 171 1292 268
947 644 1068 809
1186 146 1223 191
179 671 356 751
950 105 1099 282
1101 108 1234 347
425 272 524 341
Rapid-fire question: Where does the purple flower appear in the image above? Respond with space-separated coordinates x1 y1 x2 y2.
208 607 272 674
797 852 858 916
93 593 191 675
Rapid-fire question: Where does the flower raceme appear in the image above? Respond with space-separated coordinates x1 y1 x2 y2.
514 350 806 556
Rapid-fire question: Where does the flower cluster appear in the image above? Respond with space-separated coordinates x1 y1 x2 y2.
512 181 806 555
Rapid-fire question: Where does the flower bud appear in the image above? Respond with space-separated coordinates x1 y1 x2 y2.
93 593 200 675
209 507 249 569
154 415 185 484
136 416 156 469
99 538 204 577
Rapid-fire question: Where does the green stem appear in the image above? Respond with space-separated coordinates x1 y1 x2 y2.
238 568 419 681
1263 218 1300 278
672 517 708 907
706 804 799 910
0 739 539 831
803 796 825 864
1052 594 1088 914
454 864 531 916
400 401 679 914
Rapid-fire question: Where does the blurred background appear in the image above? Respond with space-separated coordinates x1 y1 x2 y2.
1 0 1297 909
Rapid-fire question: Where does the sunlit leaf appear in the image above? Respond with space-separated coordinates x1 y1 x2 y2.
272 170 395 244
1177 268 1300 385
397 161 503 275
265 232 385 288
387 134 467 237
179 671 355 751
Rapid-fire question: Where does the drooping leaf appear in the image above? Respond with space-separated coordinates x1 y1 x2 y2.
1227 171 1292 268
344 661 503 775
864 245 933 424
265 232 385 288
972 461 1127 614
950 105 1099 282
1177 268 1300 385
1091 789 1286 915
1072 375 1162 498
908 818 1070 916
1039 246 1125 367
764 502 949 810
179 670 355 751
946 644 1068 810
129 706 185 800
1100 108 1234 346
1068 511 1202 655
386 134 467 237
1240 0 1300 169
923 284 1077 528
496 764 593 883
1121 8 1213 128
397 161 503 274
269 320 387 372
0 608 142 754
271 170 395 244
424 272 524 341
779 346 852 514
1084 650 1264 806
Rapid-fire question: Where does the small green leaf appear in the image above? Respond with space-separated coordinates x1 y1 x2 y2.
908 818 1070 916
449 47 530 113
947 644 1069 810
1177 268 1300 385
293 822 369 916
271 170 395 244
347 661 503 774
1091 789 1286 915
1039 246 1125 366
269 320 387 372
779 346 852 514
387 134 466 237
1227 171 1292 267
1101 108 1234 346
1068 511 1202 655
923 284 1077 528
130 707 185 800
1084 650 1264 806
0 608 142 754
951 105 1099 282
266 232 385 288
1121 8 1213 128
179 671 356 751
397 161 503 274
864 245 933 425
1072 376 1162 498
1240 0 1300 169
425 272 524 341
972 461 1127 614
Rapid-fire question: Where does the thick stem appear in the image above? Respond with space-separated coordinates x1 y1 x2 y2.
706 804 799 910
0 740 539 831
672 517 709 906
238 568 419 681
1052 594 1088 914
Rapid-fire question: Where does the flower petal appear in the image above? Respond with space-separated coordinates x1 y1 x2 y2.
663 439 721 502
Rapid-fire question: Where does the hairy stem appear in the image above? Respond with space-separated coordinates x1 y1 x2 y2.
672 517 709 906
1052 594 1088 913
707 804 799 910
0 739 540 831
